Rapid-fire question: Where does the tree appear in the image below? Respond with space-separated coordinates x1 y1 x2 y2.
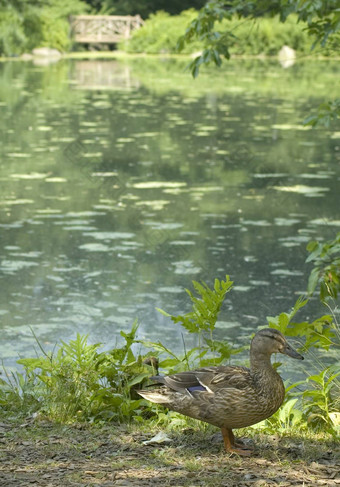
0 0 86 56
177 0 339 124
87 0 207 18
178 1 340 71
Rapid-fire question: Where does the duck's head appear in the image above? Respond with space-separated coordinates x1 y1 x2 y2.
251 328 304 360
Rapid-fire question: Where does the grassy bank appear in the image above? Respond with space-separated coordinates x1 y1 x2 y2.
0 413 339 487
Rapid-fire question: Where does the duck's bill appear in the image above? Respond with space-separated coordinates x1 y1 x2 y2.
282 343 304 360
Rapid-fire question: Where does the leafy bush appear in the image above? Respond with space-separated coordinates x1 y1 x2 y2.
122 10 315 56
265 296 339 434
0 323 155 423
306 232 340 300
120 10 203 54
0 0 86 56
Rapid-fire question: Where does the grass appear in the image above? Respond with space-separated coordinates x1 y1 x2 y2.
0 411 338 487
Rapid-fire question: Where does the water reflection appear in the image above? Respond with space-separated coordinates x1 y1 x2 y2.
72 60 140 90
0 58 339 372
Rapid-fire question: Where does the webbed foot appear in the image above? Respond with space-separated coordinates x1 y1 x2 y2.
221 427 254 457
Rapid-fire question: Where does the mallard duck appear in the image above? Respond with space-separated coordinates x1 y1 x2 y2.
138 328 303 455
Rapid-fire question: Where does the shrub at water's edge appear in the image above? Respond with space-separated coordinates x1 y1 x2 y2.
0 0 86 57
120 10 332 57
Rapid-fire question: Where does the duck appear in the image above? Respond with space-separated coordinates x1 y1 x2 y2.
138 328 304 456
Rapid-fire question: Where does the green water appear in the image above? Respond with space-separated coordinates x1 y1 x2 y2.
0 58 339 368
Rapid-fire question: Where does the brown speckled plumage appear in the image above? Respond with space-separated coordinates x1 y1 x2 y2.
138 328 303 455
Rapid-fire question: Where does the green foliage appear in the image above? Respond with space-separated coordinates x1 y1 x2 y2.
304 98 340 127
122 9 313 57
1 322 154 423
164 275 233 335
266 296 337 351
0 0 87 56
0 1 41 56
265 293 339 435
103 0 206 18
302 366 340 432
178 0 340 76
153 275 237 369
264 398 304 433
120 10 204 54
306 233 340 300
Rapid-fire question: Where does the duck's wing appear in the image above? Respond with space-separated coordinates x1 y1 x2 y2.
195 365 252 392
150 365 251 395
150 371 202 394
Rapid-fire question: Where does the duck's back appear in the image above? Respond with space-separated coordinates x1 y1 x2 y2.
142 364 285 429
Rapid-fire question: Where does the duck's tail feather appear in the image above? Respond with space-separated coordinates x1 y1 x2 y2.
137 389 170 404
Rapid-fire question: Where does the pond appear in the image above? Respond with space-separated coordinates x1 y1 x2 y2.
0 57 339 371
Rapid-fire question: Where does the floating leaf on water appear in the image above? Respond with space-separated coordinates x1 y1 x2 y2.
192 186 224 193
36 209 62 214
215 320 241 330
135 200 170 210
270 269 304 276
66 211 105 217
233 285 252 292
173 260 201 275
78 243 110 252
83 152 102 157
63 226 97 231
131 181 187 189
0 260 38 273
162 188 187 195
249 280 270 286
45 177 67 183
299 173 332 179
0 199 34 205
158 286 183 293
272 124 311 131
169 240 195 246
274 218 300 226
253 173 287 178
91 172 118 177
10 173 49 179
243 195 264 201
241 220 271 227
6 153 30 158
310 219 340 227
273 185 329 196
37 126 52 131
83 232 135 240
144 222 183 230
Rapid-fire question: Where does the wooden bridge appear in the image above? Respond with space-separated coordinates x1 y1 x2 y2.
70 15 144 44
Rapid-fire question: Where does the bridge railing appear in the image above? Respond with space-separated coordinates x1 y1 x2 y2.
70 15 144 44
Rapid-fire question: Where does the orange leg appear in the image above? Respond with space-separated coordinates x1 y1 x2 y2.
221 427 252 456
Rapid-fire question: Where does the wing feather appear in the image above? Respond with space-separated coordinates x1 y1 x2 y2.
150 365 252 395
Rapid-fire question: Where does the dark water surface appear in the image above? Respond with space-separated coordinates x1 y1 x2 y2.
0 58 339 370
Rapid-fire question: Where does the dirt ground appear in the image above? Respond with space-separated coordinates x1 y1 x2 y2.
0 418 339 487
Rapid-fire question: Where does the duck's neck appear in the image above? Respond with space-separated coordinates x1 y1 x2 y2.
250 350 275 374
